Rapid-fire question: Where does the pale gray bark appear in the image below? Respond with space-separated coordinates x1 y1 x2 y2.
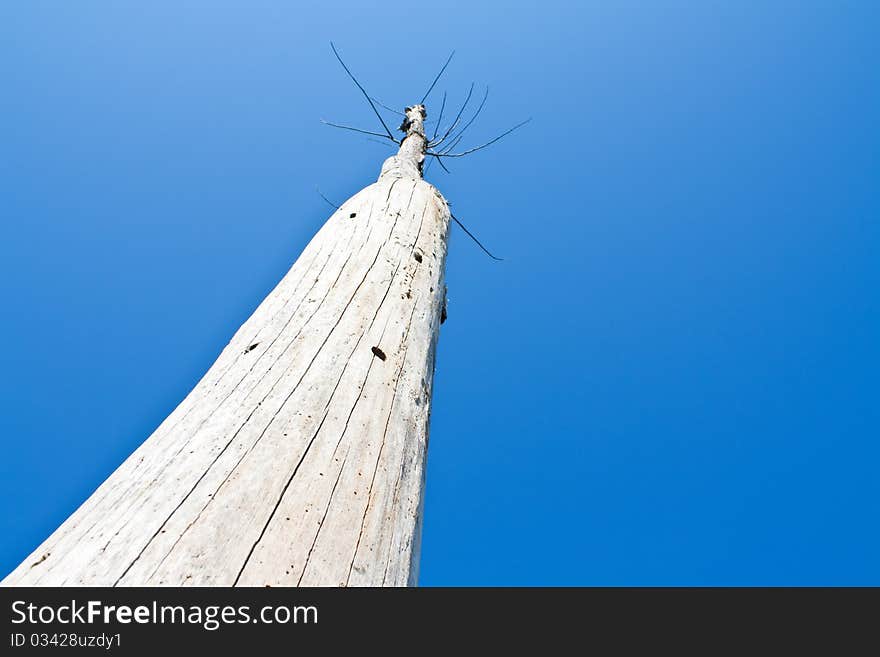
3 105 448 587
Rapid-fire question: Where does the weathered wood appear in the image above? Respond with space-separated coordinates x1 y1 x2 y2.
3 104 449 587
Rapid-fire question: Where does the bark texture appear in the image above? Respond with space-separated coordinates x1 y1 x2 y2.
3 108 449 586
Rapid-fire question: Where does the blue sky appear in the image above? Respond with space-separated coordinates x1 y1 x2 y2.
1 2 877 585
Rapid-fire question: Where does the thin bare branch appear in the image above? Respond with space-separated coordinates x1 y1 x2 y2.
370 97 404 116
431 91 447 141
315 186 340 211
437 132 465 156
440 86 489 148
451 212 503 260
420 51 455 105
330 42 398 141
426 151 451 173
435 118 532 157
365 137 395 148
321 119 398 142
429 83 474 147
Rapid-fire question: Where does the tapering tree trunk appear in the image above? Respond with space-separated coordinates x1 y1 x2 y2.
3 106 448 587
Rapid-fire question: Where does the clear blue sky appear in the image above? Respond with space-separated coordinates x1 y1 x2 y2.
1 2 877 585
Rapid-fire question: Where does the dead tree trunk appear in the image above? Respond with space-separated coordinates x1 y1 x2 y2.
3 105 448 587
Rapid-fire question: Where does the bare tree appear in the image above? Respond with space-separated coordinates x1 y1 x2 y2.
3 44 526 587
